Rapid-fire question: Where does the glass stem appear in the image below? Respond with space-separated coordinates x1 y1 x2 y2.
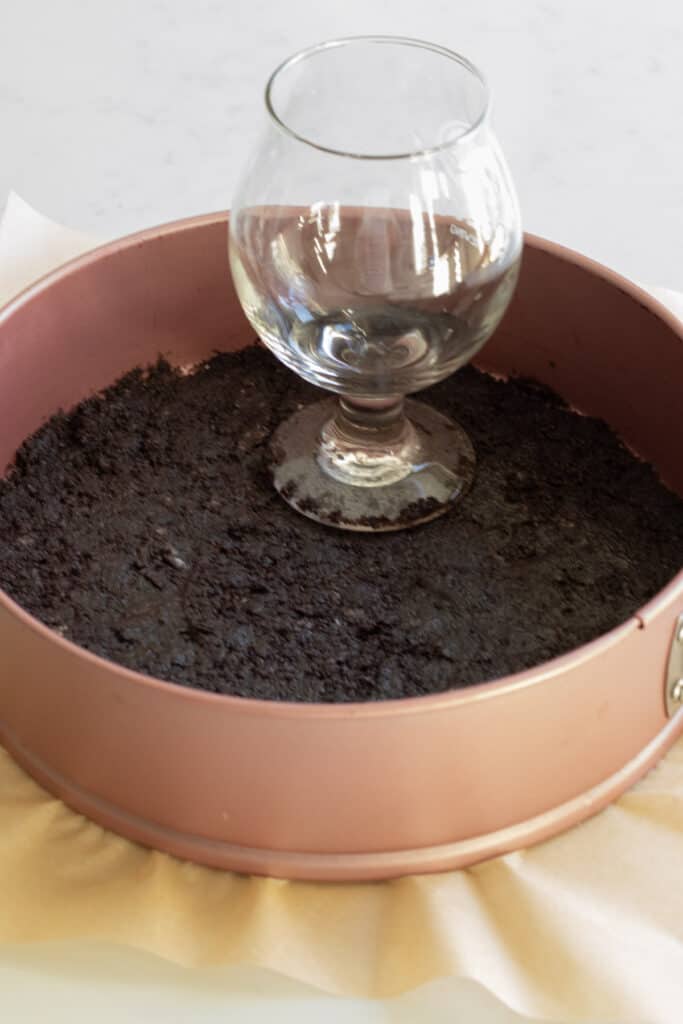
318 396 421 488
337 395 406 441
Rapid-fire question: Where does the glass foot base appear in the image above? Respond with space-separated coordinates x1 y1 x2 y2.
269 398 475 532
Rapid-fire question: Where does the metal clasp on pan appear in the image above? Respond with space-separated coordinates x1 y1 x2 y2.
666 613 683 717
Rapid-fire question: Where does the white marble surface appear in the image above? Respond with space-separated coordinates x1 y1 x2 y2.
0 0 681 286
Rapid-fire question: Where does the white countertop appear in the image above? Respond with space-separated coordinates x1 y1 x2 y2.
1 0 681 287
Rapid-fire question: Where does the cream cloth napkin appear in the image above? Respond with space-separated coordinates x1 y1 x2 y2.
1 191 682 1024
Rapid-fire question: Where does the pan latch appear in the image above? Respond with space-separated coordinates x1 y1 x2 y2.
665 613 683 717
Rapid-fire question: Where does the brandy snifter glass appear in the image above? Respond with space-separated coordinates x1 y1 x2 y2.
230 36 522 531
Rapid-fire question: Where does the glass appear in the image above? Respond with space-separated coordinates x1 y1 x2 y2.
229 36 522 531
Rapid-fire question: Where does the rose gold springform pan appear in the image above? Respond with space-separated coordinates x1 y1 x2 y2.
0 212 681 881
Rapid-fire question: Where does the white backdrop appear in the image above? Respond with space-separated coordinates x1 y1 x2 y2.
0 0 681 287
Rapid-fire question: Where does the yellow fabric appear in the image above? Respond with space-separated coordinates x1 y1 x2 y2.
2 740 683 1022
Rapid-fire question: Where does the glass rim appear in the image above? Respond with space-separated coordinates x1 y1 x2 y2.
264 35 491 161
